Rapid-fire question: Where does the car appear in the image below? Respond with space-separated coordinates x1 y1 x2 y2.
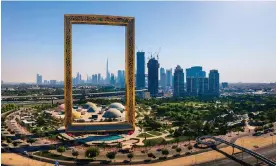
253 132 262 136
23 151 29 156
156 148 161 152
185 152 191 155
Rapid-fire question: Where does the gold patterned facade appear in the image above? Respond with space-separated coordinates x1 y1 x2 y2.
64 14 135 132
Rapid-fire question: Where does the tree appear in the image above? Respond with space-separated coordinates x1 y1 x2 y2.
161 149 169 158
116 142 122 152
161 139 167 148
176 147 182 154
12 141 19 147
100 141 106 151
27 138 36 145
127 153 134 162
7 137 12 143
57 146 65 156
85 147 100 159
72 150 79 159
106 151 117 162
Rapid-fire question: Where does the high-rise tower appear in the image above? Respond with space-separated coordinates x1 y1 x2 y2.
136 52 145 89
173 65 185 97
209 70 220 97
106 58 110 84
147 57 159 97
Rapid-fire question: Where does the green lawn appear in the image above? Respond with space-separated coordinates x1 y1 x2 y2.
137 133 154 138
34 151 75 161
148 131 162 136
143 137 165 146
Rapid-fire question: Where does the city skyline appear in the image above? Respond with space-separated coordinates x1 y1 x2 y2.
2 2 276 83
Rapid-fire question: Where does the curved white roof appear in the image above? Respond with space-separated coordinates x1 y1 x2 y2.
109 102 125 111
103 108 124 119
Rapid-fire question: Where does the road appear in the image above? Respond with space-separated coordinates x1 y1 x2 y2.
199 145 276 166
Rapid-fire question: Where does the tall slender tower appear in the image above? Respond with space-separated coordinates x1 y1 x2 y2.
106 58 110 84
136 52 145 89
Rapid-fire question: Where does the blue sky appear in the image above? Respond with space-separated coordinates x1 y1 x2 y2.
2 1 276 83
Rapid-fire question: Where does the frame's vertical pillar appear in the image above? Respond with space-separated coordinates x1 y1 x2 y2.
64 16 73 128
125 18 135 129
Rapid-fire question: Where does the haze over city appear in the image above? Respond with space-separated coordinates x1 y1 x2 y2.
2 1 276 83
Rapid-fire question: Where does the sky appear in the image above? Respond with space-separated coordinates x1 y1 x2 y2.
2 1 276 83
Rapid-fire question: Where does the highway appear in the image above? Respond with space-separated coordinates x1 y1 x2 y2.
197 136 276 166
1 89 147 99
199 145 276 166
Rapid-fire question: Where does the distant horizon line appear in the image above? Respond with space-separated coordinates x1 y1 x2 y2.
2 81 276 85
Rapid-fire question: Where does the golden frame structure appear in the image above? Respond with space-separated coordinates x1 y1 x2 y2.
64 14 135 132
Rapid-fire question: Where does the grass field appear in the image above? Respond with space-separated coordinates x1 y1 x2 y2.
148 131 162 136
34 151 75 161
137 133 154 138
143 137 165 146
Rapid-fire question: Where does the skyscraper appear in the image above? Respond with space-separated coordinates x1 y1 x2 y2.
106 58 110 84
98 73 101 85
166 69 172 87
198 77 209 96
186 66 206 78
136 52 145 89
36 74 42 85
160 67 166 89
186 77 192 95
173 65 185 97
147 57 159 97
209 70 220 96
110 73 116 86
186 66 207 96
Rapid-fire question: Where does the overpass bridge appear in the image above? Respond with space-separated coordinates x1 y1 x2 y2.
196 135 276 166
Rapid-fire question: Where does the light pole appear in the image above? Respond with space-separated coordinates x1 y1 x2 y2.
272 135 274 147
241 139 244 165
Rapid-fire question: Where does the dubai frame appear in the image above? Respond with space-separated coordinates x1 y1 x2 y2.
64 14 135 132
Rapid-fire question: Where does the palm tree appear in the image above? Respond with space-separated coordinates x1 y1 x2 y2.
116 142 122 152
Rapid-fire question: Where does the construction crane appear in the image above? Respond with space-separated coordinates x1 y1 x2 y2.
156 47 161 61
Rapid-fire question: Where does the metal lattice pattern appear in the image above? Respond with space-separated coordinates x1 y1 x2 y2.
64 14 135 130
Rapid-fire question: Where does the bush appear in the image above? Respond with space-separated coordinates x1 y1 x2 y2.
188 144 193 150
176 147 182 153
172 145 178 149
27 138 36 145
85 147 100 159
72 150 79 159
106 151 117 161
57 146 65 155
161 149 169 156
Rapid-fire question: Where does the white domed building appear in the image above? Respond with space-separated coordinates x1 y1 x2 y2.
83 102 99 113
108 103 125 113
103 108 125 120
